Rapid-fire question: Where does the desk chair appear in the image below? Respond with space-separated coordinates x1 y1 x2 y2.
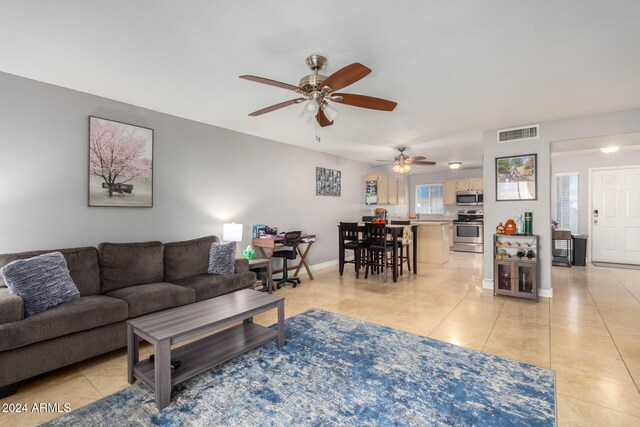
272 231 303 289
363 223 394 282
339 222 369 279
389 220 411 275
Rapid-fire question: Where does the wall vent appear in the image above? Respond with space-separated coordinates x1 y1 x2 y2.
497 125 539 143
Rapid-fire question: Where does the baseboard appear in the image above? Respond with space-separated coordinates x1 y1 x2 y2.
296 259 339 277
482 278 493 290
539 288 553 298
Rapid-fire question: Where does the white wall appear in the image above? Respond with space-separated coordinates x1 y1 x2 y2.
551 147 640 235
409 168 483 216
0 72 371 266
483 108 640 296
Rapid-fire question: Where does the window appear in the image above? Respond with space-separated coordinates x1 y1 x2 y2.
555 172 579 233
415 183 444 214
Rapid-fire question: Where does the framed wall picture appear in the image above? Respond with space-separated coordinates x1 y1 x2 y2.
316 167 341 197
495 153 537 201
89 116 153 207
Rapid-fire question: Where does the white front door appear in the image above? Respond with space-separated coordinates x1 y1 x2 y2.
592 167 640 264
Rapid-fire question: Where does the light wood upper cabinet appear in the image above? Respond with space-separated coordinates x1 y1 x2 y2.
397 180 406 205
388 177 398 205
443 177 483 205
365 174 389 204
454 179 470 192
469 177 484 191
443 180 457 205
365 174 407 205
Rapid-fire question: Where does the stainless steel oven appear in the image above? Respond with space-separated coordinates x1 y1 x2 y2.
456 191 483 206
453 209 484 253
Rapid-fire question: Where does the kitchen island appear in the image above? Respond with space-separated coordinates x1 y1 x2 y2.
410 221 450 264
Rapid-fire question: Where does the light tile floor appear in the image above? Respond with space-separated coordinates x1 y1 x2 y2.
2 252 640 426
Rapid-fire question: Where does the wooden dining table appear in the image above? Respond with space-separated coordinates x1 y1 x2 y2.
338 223 418 283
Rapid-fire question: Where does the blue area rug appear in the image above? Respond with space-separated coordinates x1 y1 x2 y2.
42 309 555 426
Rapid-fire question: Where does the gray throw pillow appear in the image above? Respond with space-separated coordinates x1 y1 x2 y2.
208 242 236 275
0 252 80 317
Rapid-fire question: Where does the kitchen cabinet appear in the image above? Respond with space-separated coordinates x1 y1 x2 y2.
397 180 406 205
365 174 408 205
469 177 484 191
449 223 454 249
443 180 456 205
443 177 484 205
365 174 389 205
388 177 398 205
454 179 470 193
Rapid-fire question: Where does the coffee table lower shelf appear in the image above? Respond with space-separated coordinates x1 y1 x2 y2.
133 322 277 390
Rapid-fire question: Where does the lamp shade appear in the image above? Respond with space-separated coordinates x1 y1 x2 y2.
223 223 243 242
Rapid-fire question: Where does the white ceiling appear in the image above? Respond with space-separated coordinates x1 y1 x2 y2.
2 0 640 172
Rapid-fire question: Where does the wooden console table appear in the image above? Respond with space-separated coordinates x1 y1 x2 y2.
252 234 316 291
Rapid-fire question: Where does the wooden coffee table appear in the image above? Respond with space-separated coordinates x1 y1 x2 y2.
126 289 285 409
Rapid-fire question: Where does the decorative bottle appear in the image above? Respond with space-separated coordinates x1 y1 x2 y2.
516 214 524 235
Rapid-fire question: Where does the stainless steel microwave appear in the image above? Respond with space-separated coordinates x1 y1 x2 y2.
456 191 483 206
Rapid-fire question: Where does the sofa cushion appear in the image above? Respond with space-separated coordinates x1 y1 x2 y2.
171 272 256 301
208 242 236 275
99 241 164 293
164 235 219 282
106 282 196 318
0 252 80 317
0 295 128 352
0 247 100 296
0 287 23 324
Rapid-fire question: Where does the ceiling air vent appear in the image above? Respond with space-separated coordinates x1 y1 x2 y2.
497 125 539 143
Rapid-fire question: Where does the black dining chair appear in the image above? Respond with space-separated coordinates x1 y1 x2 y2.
389 220 411 275
272 231 303 289
363 223 394 282
339 222 369 279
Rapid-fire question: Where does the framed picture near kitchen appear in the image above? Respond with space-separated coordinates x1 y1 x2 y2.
495 153 537 201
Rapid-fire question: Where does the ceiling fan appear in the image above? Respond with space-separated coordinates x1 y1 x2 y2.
374 146 436 174
239 54 397 127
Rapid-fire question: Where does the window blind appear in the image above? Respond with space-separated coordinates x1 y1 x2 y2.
555 173 579 233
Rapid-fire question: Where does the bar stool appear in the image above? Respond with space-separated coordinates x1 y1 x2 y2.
389 220 411 275
363 223 394 282
339 222 368 279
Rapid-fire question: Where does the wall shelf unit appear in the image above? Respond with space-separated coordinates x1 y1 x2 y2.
493 234 539 301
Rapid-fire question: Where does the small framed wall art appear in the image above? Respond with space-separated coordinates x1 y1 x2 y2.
89 116 153 207
316 167 341 197
495 153 537 201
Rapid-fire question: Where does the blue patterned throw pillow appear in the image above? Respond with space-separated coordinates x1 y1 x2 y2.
208 242 236 275
0 252 80 317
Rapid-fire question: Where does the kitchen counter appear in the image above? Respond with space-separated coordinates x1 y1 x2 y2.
413 222 450 264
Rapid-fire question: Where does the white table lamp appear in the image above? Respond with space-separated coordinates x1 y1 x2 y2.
223 222 243 256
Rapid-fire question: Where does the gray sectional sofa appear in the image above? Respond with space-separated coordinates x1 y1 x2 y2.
0 235 256 397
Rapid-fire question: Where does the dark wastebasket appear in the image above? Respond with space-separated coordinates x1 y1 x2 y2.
572 234 587 266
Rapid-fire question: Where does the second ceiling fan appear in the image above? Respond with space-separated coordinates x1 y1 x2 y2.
240 54 397 127
374 146 436 174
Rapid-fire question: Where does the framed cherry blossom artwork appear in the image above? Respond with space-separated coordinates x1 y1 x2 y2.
88 116 153 207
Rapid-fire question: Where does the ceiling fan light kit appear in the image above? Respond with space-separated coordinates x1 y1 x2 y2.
448 162 462 169
376 146 437 174
240 54 398 128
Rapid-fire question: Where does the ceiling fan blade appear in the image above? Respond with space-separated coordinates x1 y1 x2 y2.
317 109 333 127
405 156 426 163
375 160 393 162
411 161 437 165
321 63 371 92
332 93 397 111
248 98 305 116
239 75 299 91
371 163 393 168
